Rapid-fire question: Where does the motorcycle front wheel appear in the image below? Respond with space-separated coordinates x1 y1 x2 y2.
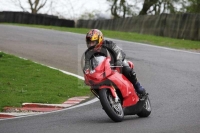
99 89 124 122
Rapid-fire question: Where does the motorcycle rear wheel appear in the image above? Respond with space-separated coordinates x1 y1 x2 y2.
99 89 124 122
137 96 151 117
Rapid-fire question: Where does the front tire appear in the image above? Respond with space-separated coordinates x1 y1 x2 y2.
99 89 124 122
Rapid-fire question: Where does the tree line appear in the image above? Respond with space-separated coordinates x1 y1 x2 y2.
10 0 200 19
109 0 200 18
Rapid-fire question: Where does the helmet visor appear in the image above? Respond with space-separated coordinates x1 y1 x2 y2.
86 38 98 48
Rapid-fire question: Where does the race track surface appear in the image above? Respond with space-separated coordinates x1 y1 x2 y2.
0 25 200 133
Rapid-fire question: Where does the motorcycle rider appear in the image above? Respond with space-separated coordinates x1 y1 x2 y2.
84 29 147 97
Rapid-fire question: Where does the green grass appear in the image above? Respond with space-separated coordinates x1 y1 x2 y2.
5 23 200 50
0 52 90 111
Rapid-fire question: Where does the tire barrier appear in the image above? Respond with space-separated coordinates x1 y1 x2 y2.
0 11 75 27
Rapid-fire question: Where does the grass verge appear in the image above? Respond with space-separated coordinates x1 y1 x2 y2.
0 52 90 111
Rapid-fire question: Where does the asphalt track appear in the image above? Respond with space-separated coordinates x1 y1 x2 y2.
0 25 200 133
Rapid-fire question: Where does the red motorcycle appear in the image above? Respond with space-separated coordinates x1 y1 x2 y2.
81 51 151 122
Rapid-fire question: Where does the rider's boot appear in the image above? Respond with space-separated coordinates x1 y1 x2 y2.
122 65 148 97
135 82 148 97
129 70 148 97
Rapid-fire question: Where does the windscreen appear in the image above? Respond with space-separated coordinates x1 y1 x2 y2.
90 56 106 70
81 48 111 71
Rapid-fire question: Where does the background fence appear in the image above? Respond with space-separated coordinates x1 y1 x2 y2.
77 13 200 41
0 12 199 41
0 11 74 27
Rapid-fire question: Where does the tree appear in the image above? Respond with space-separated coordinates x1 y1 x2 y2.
29 0 47 14
107 0 137 18
185 0 200 13
139 0 159 15
11 0 49 14
149 0 179 14
139 0 183 15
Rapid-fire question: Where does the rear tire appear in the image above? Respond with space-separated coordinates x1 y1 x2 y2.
99 89 124 122
137 96 151 117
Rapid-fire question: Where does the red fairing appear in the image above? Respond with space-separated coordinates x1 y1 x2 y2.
106 72 139 107
84 57 139 107
84 57 112 84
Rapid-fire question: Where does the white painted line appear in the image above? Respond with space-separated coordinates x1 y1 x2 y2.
105 37 200 55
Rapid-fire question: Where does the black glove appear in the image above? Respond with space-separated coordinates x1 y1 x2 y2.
83 67 90 74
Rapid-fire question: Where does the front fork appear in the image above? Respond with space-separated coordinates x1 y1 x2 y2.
91 88 99 99
91 85 120 102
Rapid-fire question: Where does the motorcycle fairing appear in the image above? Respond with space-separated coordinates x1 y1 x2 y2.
106 72 139 107
84 57 112 84
84 56 139 107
